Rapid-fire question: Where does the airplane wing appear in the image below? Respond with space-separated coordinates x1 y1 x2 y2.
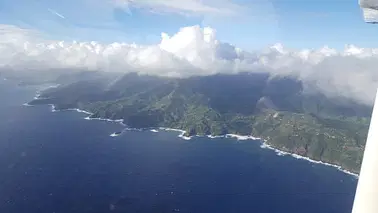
352 89 378 213
352 2 378 212
359 0 378 23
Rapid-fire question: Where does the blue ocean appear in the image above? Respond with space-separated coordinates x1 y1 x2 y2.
0 79 357 213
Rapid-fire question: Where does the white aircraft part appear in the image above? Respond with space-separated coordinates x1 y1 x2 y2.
359 0 378 22
351 89 378 213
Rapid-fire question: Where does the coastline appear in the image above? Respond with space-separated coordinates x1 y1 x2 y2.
158 127 358 178
24 93 360 178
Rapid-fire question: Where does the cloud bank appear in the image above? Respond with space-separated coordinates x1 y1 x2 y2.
1 24 378 106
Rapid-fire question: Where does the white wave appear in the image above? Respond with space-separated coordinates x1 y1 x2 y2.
124 127 143 131
159 127 192 140
150 129 159 133
158 127 182 132
179 134 192 140
259 141 359 178
84 116 125 126
49 104 57 112
22 103 32 106
109 132 121 137
207 133 261 141
206 135 225 139
75 109 92 115
49 106 92 115
225 134 261 141
33 93 41 100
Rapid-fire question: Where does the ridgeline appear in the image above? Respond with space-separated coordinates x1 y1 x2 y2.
29 72 372 174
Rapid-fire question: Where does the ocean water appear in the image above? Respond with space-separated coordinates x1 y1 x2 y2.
0 80 358 213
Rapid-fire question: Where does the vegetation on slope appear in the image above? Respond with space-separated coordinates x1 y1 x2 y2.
28 72 372 173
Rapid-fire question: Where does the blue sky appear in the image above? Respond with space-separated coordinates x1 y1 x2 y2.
0 0 376 50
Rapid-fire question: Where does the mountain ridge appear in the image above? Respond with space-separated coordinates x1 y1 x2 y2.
28 71 372 174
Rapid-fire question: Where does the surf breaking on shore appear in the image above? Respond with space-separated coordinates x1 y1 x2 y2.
156 128 358 178
24 88 360 179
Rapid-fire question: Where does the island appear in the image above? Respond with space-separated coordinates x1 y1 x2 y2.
28 72 372 174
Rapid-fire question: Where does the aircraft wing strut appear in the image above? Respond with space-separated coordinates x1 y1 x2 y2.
352 2 378 212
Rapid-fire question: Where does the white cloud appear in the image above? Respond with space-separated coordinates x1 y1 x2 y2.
113 0 245 16
1 24 378 106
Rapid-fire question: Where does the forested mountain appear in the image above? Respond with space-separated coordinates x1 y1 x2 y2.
29 71 372 173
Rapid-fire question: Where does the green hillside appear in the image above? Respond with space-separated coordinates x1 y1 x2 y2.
29 72 372 174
